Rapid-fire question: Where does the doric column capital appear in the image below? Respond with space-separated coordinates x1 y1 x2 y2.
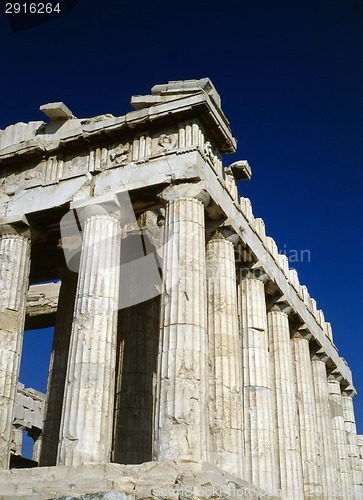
77 204 112 225
238 261 269 284
311 347 329 363
269 296 292 315
327 369 344 383
210 226 239 246
0 216 30 239
341 386 355 398
292 324 313 341
71 194 121 226
158 181 210 206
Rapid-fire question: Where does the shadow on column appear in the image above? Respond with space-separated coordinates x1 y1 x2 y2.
113 295 160 464
39 272 78 466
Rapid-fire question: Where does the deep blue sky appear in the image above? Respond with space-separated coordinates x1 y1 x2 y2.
1 0 362 437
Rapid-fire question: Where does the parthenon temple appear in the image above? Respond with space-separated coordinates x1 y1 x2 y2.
0 79 362 499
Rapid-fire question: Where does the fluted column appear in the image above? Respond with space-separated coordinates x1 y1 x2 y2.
267 302 303 499
238 270 278 493
154 182 210 461
358 436 363 491
342 391 363 498
39 270 78 466
311 351 340 499
57 203 121 466
0 222 31 469
206 228 243 477
328 373 352 498
292 328 321 497
113 295 160 464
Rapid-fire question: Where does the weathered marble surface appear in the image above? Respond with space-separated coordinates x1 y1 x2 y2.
292 330 320 496
57 206 121 466
154 183 210 462
0 460 278 499
0 78 361 500
238 272 278 492
342 392 363 497
328 376 352 497
206 230 243 477
26 281 61 318
268 304 303 498
0 225 31 469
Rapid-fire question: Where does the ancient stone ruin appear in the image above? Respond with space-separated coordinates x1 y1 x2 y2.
0 79 362 499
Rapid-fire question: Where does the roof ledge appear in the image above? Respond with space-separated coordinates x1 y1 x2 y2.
39 102 75 121
131 78 221 110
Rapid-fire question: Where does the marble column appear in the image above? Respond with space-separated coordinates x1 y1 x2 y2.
328 373 352 498
206 228 243 477
10 427 23 456
292 328 321 498
113 295 160 464
30 429 42 463
153 182 210 461
0 222 31 469
342 391 363 498
57 203 121 466
311 351 340 499
267 302 303 499
39 270 78 466
238 270 278 493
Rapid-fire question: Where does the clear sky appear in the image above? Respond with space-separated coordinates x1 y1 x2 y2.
1 0 362 443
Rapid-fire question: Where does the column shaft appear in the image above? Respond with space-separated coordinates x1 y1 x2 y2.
154 194 209 461
57 209 121 465
207 235 243 477
238 274 278 493
292 334 321 497
268 307 303 499
0 227 31 469
39 271 78 466
342 393 363 498
311 356 340 499
328 377 352 498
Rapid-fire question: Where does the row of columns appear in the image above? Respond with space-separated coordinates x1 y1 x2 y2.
0 183 362 500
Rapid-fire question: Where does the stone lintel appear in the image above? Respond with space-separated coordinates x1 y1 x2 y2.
225 160 252 181
0 214 29 227
0 216 31 237
158 181 210 206
70 193 121 212
39 102 74 121
151 78 222 107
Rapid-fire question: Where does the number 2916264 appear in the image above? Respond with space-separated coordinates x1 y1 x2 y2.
5 2 62 14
